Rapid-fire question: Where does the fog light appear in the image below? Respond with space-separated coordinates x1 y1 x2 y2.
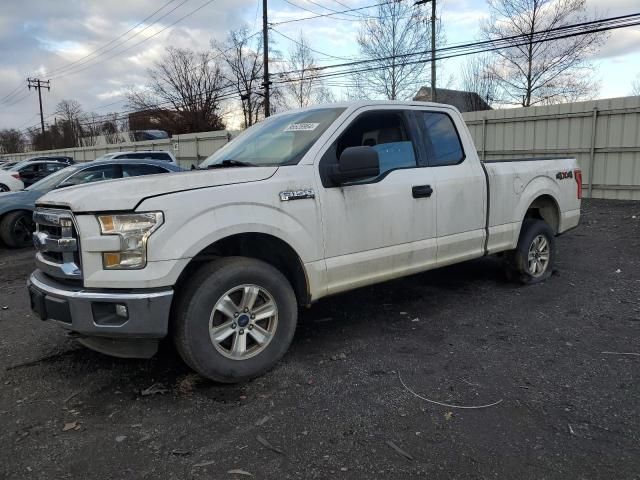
115 304 128 318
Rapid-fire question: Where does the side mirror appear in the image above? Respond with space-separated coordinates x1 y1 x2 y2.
331 146 380 184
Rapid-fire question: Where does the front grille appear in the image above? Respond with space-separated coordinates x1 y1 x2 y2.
33 208 83 281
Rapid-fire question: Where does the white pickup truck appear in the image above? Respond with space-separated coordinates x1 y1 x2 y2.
27 101 581 382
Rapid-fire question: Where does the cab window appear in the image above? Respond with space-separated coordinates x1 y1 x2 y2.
322 111 418 185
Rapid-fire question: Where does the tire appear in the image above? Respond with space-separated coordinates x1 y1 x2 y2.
0 184 9 192
172 257 298 383
507 218 555 285
0 210 34 248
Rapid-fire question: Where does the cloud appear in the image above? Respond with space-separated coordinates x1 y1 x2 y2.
591 28 640 60
0 0 257 130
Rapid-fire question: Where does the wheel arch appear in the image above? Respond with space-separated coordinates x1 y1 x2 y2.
174 232 310 306
523 194 561 235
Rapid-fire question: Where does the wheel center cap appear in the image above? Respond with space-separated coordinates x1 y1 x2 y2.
237 314 250 328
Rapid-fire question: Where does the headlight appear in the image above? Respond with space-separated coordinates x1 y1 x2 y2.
98 212 163 269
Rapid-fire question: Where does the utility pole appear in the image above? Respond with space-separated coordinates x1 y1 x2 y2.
430 0 436 102
27 78 50 136
414 0 436 102
262 0 271 117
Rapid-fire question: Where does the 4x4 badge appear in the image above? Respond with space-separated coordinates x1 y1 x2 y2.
279 189 315 201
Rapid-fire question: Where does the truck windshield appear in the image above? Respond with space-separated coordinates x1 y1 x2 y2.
200 107 345 168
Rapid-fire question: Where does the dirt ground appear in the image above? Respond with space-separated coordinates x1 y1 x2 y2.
0 199 638 480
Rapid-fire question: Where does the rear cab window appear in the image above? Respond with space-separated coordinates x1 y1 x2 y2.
417 111 465 166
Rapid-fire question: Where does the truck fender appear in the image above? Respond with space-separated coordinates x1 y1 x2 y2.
515 175 561 234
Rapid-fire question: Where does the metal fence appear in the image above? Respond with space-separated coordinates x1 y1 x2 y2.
1 130 235 171
463 96 640 201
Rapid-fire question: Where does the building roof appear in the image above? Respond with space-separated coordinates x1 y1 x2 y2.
413 87 492 112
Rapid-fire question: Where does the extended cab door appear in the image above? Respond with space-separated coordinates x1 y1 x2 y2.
414 109 487 266
315 107 438 295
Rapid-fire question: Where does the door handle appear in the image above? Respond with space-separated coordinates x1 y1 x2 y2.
412 185 433 198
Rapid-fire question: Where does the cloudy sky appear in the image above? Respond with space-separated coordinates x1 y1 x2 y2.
0 0 638 132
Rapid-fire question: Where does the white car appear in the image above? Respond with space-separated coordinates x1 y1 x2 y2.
28 101 581 383
0 169 24 192
95 150 177 164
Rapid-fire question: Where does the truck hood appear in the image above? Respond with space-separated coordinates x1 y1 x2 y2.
36 167 278 212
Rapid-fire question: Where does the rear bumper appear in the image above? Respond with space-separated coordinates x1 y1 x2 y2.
27 270 173 357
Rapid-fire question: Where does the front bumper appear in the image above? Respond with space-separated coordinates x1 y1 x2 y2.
27 270 173 358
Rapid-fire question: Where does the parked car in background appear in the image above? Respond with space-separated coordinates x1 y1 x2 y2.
0 160 182 248
19 155 75 165
0 169 25 192
1 161 20 170
9 160 70 188
130 130 169 141
95 150 177 164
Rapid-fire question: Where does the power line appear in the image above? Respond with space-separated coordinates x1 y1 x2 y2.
43 0 183 78
272 12 640 77
271 0 405 25
48 0 209 81
2 2 182 104
281 0 361 21
0 84 26 105
270 28 354 60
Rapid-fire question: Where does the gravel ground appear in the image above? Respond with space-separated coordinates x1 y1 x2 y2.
0 199 638 480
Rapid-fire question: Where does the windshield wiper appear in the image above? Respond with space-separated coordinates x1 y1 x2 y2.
204 159 256 169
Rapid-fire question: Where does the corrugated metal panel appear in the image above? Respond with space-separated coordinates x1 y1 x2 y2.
463 96 640 200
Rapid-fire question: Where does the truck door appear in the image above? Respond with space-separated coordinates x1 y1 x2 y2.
315 107 438 295
414 109 487 266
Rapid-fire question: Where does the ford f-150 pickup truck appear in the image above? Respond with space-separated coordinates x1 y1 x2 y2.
27 101 581 382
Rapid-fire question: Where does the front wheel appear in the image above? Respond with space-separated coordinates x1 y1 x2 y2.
173 257 298 383
0 210 34 248
507 218 555 284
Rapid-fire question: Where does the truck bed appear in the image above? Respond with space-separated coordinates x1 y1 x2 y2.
483 157 581 254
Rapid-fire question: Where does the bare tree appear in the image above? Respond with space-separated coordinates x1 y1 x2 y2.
280 33 334 109
481 0 606 107
213 27 266 128
0 129 26 153
353 0 443 100
128 47 227 134
101 113 121 144
632 75 640 96
460 55 498 110
79 112 102 146
55 99 83 147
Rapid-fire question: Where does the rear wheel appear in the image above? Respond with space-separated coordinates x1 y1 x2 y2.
173 257 298 383
506 218 555 284
0 184 9 192
0 210 34 248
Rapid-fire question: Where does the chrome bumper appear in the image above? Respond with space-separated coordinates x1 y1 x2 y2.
27 270 173 343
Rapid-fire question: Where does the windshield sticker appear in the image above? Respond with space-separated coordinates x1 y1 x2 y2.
284 122 320 132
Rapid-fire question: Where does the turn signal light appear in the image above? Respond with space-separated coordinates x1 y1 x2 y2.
103 252 121 268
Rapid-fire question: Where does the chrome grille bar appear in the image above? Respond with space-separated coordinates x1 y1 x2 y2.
33 208 82 280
